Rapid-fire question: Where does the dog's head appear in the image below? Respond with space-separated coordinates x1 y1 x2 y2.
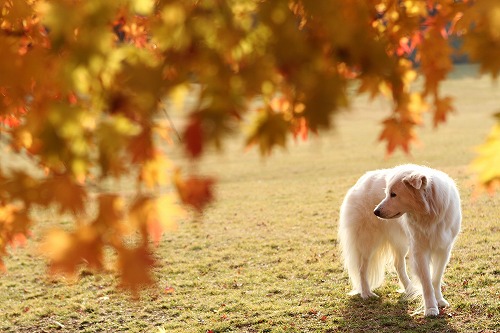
373 169 430 219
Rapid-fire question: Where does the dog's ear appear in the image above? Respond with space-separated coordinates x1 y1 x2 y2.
403 173 427 190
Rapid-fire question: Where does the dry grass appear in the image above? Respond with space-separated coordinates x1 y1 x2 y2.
0 64 499 332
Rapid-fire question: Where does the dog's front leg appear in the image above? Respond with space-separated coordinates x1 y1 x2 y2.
412 249 439 317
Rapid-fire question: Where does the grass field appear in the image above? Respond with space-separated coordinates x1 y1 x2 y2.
1 64 499 332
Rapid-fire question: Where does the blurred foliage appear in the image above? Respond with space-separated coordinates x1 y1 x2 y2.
0 0 499 294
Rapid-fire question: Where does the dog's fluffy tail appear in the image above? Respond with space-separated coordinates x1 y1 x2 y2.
339 223 391 295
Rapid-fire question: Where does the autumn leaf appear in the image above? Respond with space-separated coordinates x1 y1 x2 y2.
433 96 455 127
0 171 42 209
291 117 311 141
246 107 289 156
39 174 87 215
0 204 33 271
91 194 125 237
128 195 182 245
128 127 155 164
174 170 215 212
97 115 141 177
115 244 156 298
183 116 204 159
471 114 500 193
42 225 104 277
139 152 172 189
379 117 419 155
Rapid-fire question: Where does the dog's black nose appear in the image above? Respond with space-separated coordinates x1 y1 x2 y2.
374 209 381 217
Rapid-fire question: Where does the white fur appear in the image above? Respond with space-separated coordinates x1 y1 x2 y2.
338 164 461 317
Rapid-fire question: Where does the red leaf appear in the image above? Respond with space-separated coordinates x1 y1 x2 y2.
183 116 203 159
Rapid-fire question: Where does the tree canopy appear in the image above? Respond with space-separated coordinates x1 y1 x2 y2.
0 0 499 294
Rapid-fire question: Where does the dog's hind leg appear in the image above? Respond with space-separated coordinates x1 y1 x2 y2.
359 255 379 299
393 244 413 294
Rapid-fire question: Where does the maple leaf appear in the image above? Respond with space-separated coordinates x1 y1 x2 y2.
0 204 33 271
471 114 500 193
291 117 311 141
379 117 418 155
39 174 87 215
139 152 172 189
433 96 455 128
42 225 104 277
97 115 141 177
115 244 156 298
0 171 42 208
245 108 289 156
174 169 216 212
128 194 181 245
91 194 125 239
396 92 427 125
182 116 204 159
128 127 155 164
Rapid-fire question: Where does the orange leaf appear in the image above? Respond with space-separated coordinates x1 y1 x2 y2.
115 244 156 298
174 170 215 212
291 117 311 141
128 127 155 164
42 225 104 277
39 174 87 214
0 204 33 271
433 96 454 127
379 117 418 155
92 194 125 235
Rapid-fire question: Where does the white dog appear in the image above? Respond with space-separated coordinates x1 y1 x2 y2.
338 164 461 317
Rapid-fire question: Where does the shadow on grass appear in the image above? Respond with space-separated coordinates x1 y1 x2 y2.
338 295 457 333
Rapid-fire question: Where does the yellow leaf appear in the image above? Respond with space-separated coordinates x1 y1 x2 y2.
168 84 190 114
128 194 182 245
471 115 500 192
155 194 183 231
139 153 172 188
131 0 154 16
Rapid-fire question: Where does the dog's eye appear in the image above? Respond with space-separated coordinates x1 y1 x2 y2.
390 192 397 198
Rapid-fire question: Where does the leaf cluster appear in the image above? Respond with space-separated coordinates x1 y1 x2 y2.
0 0 499 294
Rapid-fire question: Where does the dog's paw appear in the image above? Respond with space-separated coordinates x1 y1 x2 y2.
404 284 419 296
437 298 449 308
424 307 440 317
360 290 379 299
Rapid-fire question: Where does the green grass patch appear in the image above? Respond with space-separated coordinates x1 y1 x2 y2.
1 64 499 332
